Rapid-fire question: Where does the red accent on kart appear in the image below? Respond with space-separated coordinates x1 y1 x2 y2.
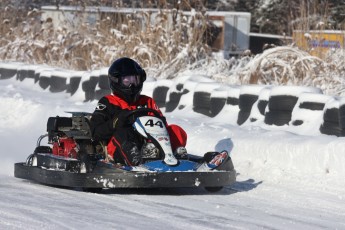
52 137 78 159
167 124 187 151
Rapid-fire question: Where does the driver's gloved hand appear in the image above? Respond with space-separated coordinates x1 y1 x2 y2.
113 109 132 128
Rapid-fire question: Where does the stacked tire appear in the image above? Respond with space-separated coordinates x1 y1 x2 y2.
165 83 187 112
209 86 241 125
166 75 212 113
320 98 341 136
94 68 111 100
49 69 69 93
237 85 267 125
247 87 271 123
152 80 174 108
210 86 231 117
265 86 322 126
67 71 83 96
17 64 36 82
290 93 332 130
81 70 100 101
0 62 18 80
338 97 345 137
38 69 52 90
193 82 221 117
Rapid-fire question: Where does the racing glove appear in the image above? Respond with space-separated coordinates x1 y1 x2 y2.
112 109 132 129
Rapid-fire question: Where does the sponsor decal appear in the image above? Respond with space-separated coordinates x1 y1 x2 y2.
309 39 341 48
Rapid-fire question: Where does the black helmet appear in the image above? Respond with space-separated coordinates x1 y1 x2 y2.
108 57 146 103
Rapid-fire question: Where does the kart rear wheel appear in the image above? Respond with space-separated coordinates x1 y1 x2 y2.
204 186 223 192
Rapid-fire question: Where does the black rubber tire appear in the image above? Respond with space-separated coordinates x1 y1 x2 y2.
338 105 345 129
98 74 109 90
237 110 250 125
66 77 81 95
38 76 51 90
49 76 67 93
257 100 268 115
227 97 239 106
264 110 292 126
299 102 325 111
82 77 99 101
193 91 212 117
17 68 27 81
210 97 227 117
323 108 339 123
239 94 258 111
82 76 99 92
268 95 299 111
320 122 341 136
166 92 182 112
0 67 17 79
153 86 170 108
94 89 111 100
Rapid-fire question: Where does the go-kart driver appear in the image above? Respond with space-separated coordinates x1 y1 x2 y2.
90 57 187 166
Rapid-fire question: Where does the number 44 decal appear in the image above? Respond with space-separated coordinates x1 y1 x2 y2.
145 119 164 128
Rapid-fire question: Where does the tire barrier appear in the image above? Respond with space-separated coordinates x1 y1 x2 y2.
290 93 333 132
94 89 111 100
210 86 230 117
338 97 345 135
193 82 221 117
165 81 189 112
81 74 99 102
17 64 36 81
264 86 322 126
237 85 268 125
212 86 241 125
247 87 271 124
3 61 345 137
152 80 174 108
320 98 341 136
0 62 19 80
166 91 183 112
98 68 109 90
38 69 52 90
94 69 112 101
67 73 82 96
49 69 70 93
166 75 215 112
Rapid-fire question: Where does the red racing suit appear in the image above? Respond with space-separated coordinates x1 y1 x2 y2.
90 94 187 165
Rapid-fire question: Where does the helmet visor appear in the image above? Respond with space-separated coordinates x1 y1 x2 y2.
121 75 140 87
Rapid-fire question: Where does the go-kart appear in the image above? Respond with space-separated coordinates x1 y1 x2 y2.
14 108 236 192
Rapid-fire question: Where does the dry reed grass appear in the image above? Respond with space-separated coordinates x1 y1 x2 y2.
0 5 210 74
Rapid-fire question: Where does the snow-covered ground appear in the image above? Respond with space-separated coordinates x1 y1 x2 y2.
1 74 345 229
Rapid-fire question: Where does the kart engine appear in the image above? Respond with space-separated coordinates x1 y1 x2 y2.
46 113 93 159
52 137 78 159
